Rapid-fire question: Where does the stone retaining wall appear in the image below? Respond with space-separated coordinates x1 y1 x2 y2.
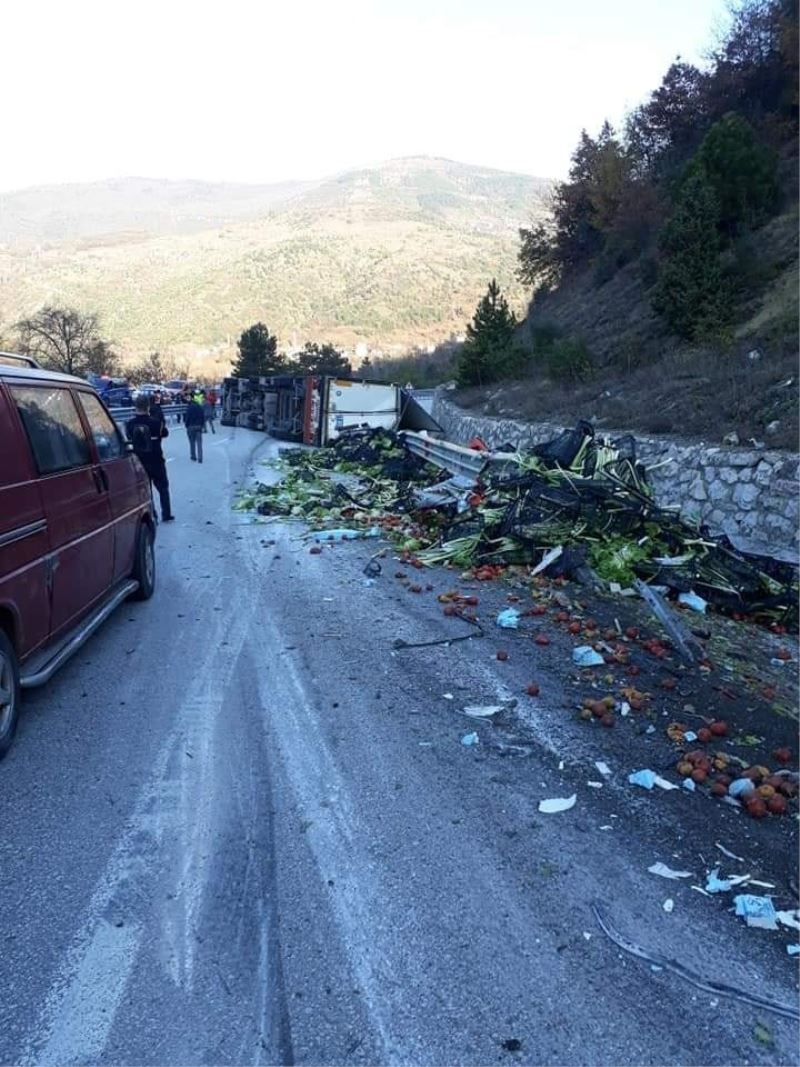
432 394 800 557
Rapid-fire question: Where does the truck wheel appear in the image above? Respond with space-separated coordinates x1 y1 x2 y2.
0 630 21 760
131 523 156 601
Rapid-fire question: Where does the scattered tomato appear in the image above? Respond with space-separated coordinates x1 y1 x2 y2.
526 683 540 697
496 650 509 662
745 797 767 819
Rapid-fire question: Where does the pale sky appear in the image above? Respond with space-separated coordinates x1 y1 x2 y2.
1 0 728 192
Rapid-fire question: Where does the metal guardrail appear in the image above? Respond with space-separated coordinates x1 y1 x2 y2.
108 403 187 420
400 431 521 479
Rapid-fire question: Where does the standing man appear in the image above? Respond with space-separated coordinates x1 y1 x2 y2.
149 389 166 431
202 393 216 434
126 395 175 521
184 394 205 463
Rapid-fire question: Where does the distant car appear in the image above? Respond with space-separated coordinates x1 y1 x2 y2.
102 385 133 407
0 353 156 758
89 375 133 408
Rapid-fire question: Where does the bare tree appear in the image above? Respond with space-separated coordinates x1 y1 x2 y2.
15 305 119 377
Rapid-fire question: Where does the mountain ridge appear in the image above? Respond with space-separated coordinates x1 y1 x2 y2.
0 157 552 373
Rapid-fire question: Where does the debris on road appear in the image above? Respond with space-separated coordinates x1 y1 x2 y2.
463 704 504 718
238 423 797 628
592 903 800 1020
538 795 577 814
715 843 745 862
461 732 480 747
237 423 798 921
678 591 708 613
704 868 751 894
628 769 679 791
573 646 605 667
648 862 694 880
734 894 779 930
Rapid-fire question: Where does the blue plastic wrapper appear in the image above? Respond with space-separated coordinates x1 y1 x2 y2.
572 646 605 667
496 608 521 629
734 894 778 929
629 769 657 790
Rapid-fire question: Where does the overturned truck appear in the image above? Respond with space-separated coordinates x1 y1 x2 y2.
221 374 440 443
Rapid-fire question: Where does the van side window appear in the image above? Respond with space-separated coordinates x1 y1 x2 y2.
77 392 124 461
11 386 91 474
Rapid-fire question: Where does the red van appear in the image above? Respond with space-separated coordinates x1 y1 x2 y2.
0 353 156 758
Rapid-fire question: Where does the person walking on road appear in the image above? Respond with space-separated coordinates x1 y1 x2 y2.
126 395 175 521
184 395 205 462
202 395 216 434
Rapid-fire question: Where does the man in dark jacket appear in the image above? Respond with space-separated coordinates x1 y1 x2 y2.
184 396 205 463
126 395 175 521
149 390 166 430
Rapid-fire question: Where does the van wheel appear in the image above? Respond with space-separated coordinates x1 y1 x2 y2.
0 631 21 760
131 523 156 601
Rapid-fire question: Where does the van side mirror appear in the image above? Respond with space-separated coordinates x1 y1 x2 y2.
124 441 134 454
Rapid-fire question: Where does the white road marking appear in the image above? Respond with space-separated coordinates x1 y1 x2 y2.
29 921 141 1066
20 608 253 1066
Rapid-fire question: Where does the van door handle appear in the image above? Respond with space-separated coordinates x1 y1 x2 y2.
92 467 109 493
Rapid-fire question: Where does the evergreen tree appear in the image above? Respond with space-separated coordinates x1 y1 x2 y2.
690 112 778 235
294 341 352 377
231 323 283 378
652 171 732 339
516 223 559 288
457 279 520 387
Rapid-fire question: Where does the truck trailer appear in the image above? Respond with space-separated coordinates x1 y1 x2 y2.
220 374 440 444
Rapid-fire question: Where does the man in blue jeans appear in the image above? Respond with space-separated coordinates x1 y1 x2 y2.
184 396 205 462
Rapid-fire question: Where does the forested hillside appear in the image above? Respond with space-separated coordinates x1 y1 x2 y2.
0 158 550 372
456 0 798 448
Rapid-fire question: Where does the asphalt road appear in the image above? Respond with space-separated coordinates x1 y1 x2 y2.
1 427 797 1066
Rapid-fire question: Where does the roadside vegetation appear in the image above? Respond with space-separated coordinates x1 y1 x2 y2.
454 0 799 447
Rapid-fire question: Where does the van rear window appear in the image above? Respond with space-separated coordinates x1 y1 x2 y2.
11 386 91 475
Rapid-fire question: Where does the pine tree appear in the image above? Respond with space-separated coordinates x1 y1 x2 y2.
457 279 520 387
231 323 283 378
652 171 732 340
294 341 352 377
691 112 778 235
